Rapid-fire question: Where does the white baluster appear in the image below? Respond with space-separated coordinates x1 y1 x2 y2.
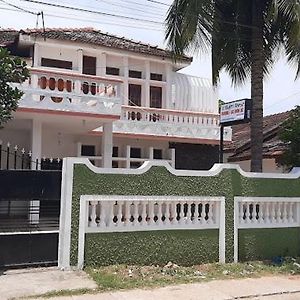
263 203 268 224
124 201 130 226
116 201 123 227
165 201 172 225
157 202 162 225
171 202 177 225
99 202 105 227
244 202 250 224
239 202 244 224
288 202 294 223
258 203 264 223
141 201 147 226
179 202 185 224
107 201 114 228
192 202 198 225
252 203 258 224
133 201 139 226
270 202 276 223
283 202 288 224
207 202 213 224
199 202 204 224
89 201 97 227
276 202 282 223
186 202 192 225
148 201 155 225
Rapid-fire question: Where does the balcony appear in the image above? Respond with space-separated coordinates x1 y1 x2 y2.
14 68 122 117
111 106 232 142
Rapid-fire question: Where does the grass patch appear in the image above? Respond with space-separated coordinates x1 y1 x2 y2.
25 257 300 298
86 257 300 292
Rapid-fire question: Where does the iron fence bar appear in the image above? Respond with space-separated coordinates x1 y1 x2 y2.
14 148 17 169
0 142 2 170
6 144 10 170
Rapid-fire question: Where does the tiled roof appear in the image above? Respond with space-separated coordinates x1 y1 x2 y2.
226 110 290 162
0 28 192 62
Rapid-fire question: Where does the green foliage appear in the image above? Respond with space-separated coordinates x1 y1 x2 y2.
279 106 300 168
0 47 29 126
165 1 300 85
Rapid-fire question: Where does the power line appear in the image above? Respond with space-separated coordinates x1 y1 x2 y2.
147 0 170 7
0 6 164 32
19 0 163 25
92 0 165 19
0 0 37 14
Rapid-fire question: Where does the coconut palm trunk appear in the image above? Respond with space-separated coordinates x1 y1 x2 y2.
250 0 264 172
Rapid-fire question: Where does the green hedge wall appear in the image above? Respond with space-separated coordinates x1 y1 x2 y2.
70 164 300 266
239 228 300 261
85 230 219 267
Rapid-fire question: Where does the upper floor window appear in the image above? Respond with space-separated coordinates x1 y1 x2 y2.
150 86 162 108
129 84 141 106
41 58 72 70
150 73 163 81
153 149 163 159
129 70 142 79
106 67 120 76
83 56 96 75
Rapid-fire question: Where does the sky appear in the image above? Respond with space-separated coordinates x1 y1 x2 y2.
1 0 300 116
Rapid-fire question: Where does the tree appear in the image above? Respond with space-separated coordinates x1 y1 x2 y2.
165 0 300 172
279 106 300 168
0 47 29 126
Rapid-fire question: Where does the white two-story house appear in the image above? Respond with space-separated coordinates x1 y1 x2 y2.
0 28 231 170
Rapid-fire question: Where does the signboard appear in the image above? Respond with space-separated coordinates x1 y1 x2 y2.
220 98 251 126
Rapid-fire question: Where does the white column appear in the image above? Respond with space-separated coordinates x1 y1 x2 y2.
102 122 113 168
98 52 106 76
123 56 129 105
31 119 42 170
126 145 131 169
30 118 42 225
145 61 150 107
77 49 83 73
33 43 40 67
165 64 172 109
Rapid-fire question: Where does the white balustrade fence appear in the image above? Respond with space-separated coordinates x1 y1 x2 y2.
236 197 300 229
14 68 122 115
122 105 219 127
77 195 225 268
234 197 300 262
86 196 221 232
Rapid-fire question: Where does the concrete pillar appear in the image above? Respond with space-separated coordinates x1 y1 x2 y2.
77 49 83 73
33 43 39 67
165 64 173 109
98 52 106 76
123 56 129 105
31 119 42 170
102 122 113 168
126 145 131 169
145 61 150 107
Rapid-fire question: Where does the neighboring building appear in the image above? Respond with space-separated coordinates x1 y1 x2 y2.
0 28 231 170
225 111 290 173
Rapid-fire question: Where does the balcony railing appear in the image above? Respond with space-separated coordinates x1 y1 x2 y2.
14 68 122 116
122 105 220 126
114 105 232 141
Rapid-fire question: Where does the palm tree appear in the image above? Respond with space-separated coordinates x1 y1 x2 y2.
165 0 300 172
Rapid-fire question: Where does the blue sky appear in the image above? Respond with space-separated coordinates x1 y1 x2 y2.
1 0 300 115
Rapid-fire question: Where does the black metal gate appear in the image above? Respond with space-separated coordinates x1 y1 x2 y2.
0 170 62 269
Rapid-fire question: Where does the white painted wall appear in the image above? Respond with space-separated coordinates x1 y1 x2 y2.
233 159 286 173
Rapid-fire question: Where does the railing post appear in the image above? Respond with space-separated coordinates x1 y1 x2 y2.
6 142 10 170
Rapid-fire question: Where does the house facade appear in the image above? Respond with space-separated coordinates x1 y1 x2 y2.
0 28 231 170
224 111 290 173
